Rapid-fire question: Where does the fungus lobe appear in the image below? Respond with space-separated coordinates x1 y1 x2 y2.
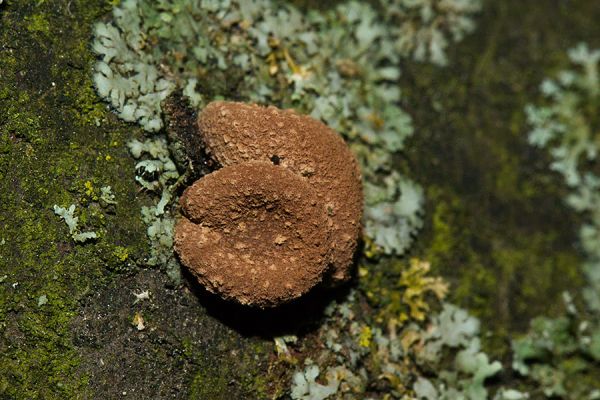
175 162 333 307
174 102 363 307
198 102 363 282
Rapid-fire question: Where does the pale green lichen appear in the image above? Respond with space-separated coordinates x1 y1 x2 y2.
290 363 341 400
53 204 98 243
91 0 481 255
283 260 521 399
385 0 483 66
100 186 117 205
526 42 600 314
128 137 182 285
492 389 530 400
511 294 600 399
412 304 503 399
364 172 425 255
274 335 297 362
526 43 600 189
37 294 48 307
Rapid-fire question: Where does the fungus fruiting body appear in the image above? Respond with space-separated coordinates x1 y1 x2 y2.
175 161 333 307
174 102 363 307
198 102 363 282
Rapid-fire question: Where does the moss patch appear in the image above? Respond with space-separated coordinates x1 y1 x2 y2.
402 0 598 353
71 269 275 399
0 1 147 398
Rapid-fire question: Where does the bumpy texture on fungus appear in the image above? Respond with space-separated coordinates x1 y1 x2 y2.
175 161 334 307
174 101 363 307
198 101 363 283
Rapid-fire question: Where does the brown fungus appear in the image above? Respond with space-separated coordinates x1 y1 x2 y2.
174 161 333 307
174 101 363 307
198 102 363 281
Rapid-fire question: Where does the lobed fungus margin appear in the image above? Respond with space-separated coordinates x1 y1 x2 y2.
174 102 363 307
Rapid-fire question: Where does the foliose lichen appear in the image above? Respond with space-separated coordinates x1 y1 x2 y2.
385 0 482 66
283 260 521 399
91 0 479 256
53 204 98 243
127 137 182 285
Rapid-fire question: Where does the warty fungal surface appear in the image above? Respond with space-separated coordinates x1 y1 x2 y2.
174 102 363 307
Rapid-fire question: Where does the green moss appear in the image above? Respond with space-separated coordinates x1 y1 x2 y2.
187 340 274 400
423 188 466 269
112 245 129 262
0 1 146 398
2 92 43 144
189 367 230 400
25 14 50 34
52 38 108 127
416 183 582 358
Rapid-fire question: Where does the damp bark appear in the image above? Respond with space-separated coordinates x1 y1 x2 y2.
1 0 600 398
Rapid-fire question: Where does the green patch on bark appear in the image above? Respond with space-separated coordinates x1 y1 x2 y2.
0 1 146 398
25 13 50 35
187 339 273 400
403 0 599 357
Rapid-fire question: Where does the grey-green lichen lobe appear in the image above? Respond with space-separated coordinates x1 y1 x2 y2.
514 39 600 399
